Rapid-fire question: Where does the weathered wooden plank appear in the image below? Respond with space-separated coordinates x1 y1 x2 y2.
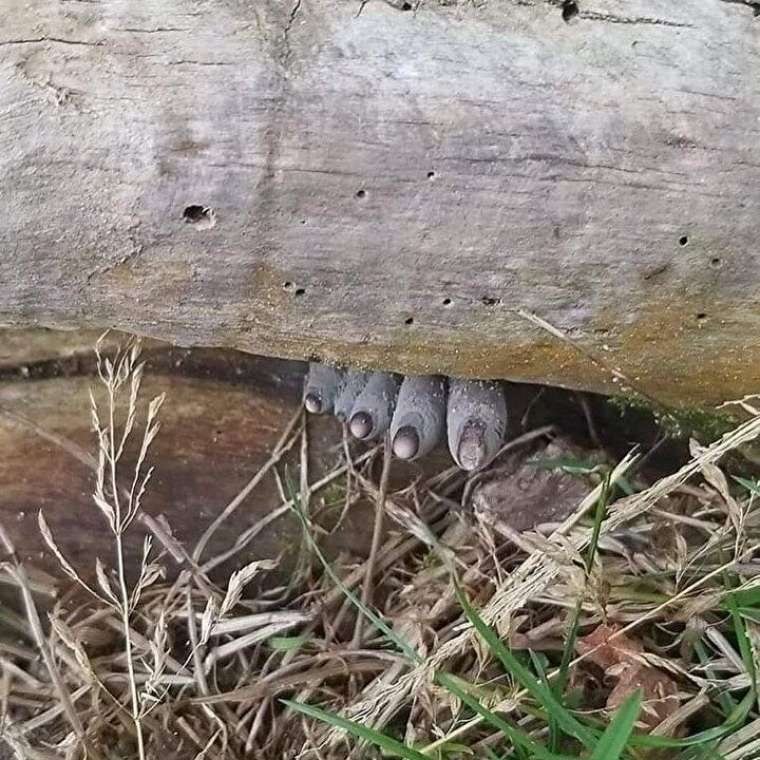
1 0 759 405
0 329 165 375
0 348 356 581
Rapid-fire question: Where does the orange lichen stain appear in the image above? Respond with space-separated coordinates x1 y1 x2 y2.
224 284 760 409
250 264 293 313
225 263 299 339
599 296 760 406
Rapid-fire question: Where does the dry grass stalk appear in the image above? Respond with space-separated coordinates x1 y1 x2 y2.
351 432 392 648
4 338 760 759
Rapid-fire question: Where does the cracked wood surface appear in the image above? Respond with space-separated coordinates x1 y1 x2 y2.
1 0 759 406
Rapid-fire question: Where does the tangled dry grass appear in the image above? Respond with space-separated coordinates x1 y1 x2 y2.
2 339 760 759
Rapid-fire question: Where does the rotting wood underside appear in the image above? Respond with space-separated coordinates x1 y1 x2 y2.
1 0 760 406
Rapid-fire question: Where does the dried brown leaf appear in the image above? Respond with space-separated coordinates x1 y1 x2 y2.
577 624 681 732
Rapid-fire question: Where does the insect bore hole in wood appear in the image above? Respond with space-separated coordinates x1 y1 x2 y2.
283 282 306 296
405 316 414 325
356 189 367 199
182 205 216 230
679 235 689 246
562 0 579 21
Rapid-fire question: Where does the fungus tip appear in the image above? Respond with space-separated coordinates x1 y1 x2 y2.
349 411 374 440
304 393 323 414
393 426 420 460
456 419 488 471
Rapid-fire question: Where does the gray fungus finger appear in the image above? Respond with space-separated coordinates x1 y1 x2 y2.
303 363 343 415
390 375 446 460
446 378 507 471
333 370 370 422
305 365 508 473
349 372 401 441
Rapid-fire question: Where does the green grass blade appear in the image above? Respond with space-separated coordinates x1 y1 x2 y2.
694 638 735 716
436 673 569 760
735 607 760 623
286 478 421 663
615 475 637 496
721 587 760 608
683 743 726 760
556 474 610 705
733 476 760 496
453 583 596 749
627 689 754 749
530 651 560 752
527 456 604 476
588 690 641 760
555 600 582 703
584 472 611 575
282 698 429 760
268 634 309 652
725 583 757 696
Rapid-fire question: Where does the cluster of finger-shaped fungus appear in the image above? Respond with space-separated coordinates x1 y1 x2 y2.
303 363 507 471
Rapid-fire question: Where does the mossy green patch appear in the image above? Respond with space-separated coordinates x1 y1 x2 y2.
608 393 738 443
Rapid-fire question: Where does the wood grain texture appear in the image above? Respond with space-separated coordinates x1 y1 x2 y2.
0 344 359 581
1 0 759 405
0 370 292 580
0 331 464 581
